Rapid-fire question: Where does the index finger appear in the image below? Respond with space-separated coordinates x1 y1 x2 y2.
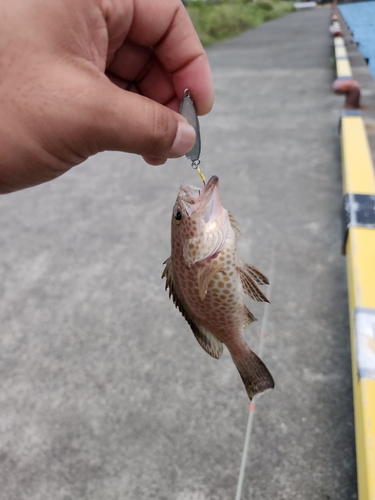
127 0 214 115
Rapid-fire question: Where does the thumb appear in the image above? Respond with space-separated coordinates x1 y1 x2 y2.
89 80 196 160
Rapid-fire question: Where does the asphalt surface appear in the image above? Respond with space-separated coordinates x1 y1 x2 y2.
0 7 357 500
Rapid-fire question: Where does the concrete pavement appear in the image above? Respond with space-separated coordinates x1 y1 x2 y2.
0 7 357 500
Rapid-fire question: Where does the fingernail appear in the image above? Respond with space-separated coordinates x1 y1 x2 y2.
169 122 196 158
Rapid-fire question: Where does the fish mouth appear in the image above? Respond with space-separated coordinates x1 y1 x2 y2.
202 175 219 194
201 176 220 223
178 176 221 220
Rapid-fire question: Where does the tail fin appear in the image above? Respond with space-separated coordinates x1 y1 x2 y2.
231 346 274 400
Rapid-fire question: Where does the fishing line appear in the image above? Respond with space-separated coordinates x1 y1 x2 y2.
191 159 206 185
235 254 275 500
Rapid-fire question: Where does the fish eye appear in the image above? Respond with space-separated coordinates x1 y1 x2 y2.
173 210 182 225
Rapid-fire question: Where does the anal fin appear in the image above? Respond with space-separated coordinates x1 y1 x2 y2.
190 322 223 359
243 306 257 327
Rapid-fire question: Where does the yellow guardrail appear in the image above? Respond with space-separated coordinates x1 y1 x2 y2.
335 45 347 59
332 16 375 500
334 36 345 47
341 117 375 193
336 58 352 78
342 119 375 499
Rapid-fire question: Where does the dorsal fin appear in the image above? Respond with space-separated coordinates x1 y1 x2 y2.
239 263 269 303
228 211 241 239
162 257 223 359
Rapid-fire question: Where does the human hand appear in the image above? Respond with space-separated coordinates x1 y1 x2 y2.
0 0 214 193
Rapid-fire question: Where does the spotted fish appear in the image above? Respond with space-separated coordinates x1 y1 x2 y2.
162 175 274 399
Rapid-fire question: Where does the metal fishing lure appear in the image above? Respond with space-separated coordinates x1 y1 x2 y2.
179 89 205 184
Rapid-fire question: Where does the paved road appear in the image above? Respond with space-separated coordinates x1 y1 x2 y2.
0 7 357 500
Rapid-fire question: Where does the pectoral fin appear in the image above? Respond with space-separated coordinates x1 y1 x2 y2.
197 261 224 300
239 263 269 303
162 257 223 359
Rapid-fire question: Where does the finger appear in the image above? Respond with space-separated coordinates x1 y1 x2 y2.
108 44 176 105
89 77 196 159
105 71 141 93
105 70 181 113
106 0 214 116
106 40 153 82
143 156 167 166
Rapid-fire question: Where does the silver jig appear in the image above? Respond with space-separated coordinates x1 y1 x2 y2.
179 89 201 166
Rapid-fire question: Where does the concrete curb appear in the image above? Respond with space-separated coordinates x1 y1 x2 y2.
331 6 375 500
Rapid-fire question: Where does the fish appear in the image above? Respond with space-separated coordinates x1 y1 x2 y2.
162 175 274 399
